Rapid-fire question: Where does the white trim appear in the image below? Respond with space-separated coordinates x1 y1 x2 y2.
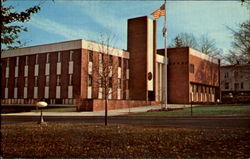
45 86 49 98
2 39 129 59
189 48 219 64
14 88 18 98
88 62 93 74
15 66 18 77
118 67 121 78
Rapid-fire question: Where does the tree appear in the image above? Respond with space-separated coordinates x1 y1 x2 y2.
170 33 222 58
170 33 198 49
1 0 40 50
88 34 123 126
226 20 250 64
199 34 222 57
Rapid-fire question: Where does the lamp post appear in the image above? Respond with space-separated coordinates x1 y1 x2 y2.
36 101 48 124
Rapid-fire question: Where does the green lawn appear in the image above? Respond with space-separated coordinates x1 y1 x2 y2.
129 105 250 117
1 122 249 158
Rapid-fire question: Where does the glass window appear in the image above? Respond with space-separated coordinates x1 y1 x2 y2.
16 57 19 66
69 74 73 85
24 77 28 87
25 56 28 65
56 75 61 86
109 55 113 64
35 54 39 64
6 78 9 88
35 76 38 87
189 64 194 73
109 77 112 88
46 76 49 86
46 53 50 63
118 79 121 88
69 51 74 61
88 75 92 86
58 52 61 62
6 58 10 67
118 57 121 67
241 82 244 89
225 83 229 89
14 78 18 87
234 83 239 90
88 50 93 62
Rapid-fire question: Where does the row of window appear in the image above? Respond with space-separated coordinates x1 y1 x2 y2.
224 82 248 90
88 50 128 68
5 74 73 88
190 84 215 94
87 75 128 89
6 51 74 66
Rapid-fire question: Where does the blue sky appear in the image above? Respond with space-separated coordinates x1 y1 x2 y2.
7 0 249 54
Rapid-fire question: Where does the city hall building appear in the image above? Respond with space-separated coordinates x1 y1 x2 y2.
1 16 220 111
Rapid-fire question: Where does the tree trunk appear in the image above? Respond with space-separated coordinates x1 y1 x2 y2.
105 97 108 126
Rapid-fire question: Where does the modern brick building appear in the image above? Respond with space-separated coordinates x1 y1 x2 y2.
220 64 250 103
1 16 221 111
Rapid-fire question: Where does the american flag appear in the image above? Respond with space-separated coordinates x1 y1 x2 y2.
151 4 166 19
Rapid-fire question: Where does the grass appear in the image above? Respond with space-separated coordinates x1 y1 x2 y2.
129 105 250 117
31 107 76 112
1 122 249 158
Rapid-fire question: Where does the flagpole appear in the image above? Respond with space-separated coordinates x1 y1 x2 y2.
163 0 168 108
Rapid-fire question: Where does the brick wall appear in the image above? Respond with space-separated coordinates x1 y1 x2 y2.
76 99 160 112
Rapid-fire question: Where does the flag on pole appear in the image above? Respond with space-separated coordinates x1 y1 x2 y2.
151 3 166 19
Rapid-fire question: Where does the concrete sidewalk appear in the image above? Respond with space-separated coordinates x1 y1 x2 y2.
1 104 192 117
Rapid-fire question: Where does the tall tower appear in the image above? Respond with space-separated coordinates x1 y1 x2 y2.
127 16 157 101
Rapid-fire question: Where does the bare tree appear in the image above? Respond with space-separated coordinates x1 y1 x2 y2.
199 34 222 57
170 32 199 49
225 20 250 64
88 34 125 126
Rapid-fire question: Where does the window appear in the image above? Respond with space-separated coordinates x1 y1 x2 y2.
88 50 93 62
189 64 194 73
14 78 18 87
109 77 112 88
69 51 74 61
224 72 229 78
35 77 38 87
118 79 121 88
46 76 50 86
6 58 10 67
69 74 73 85
234 83 239 90
241 82 244 89
5 78 9 88
118 57 121 67
99 77 103 88
35 54 39 64
109 55 113 64
16 57 19 66
125 59 129 69
46 53 50 63
234 71 238 77
25 56 28 65
57 52 61 62
56 75 61 86
24 77 28 87
225 83 229 89
126 80 129 89
99 53 103 63
88 75 92 86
